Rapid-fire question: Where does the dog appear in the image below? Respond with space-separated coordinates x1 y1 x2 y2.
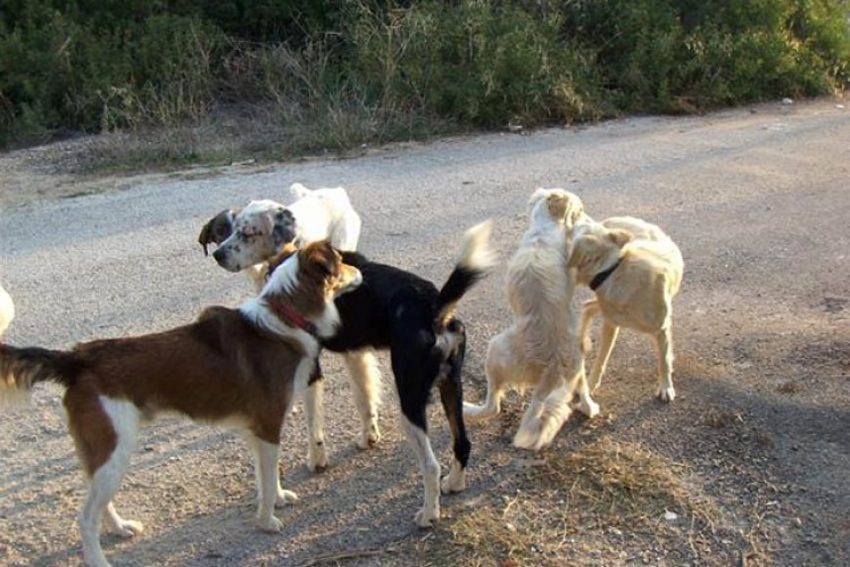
199 185 382 459
198 183 362 290
463 188 597 451
266 220 495 526
0 241 362 567
0 281 13 338
568 217 684 401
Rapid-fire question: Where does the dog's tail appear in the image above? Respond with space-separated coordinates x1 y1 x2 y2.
435 220 496 328
0 344 79 407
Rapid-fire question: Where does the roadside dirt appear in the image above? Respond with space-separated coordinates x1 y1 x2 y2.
0 97 848 566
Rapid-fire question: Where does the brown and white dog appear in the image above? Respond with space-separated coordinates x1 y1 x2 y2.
463 189 596 451
200 187 382 466
0 241 361 567
568 216 684 401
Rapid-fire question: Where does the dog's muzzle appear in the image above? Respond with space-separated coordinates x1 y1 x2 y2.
212 247 242 272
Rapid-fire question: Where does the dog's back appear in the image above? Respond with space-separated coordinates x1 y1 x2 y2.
288 184 361 250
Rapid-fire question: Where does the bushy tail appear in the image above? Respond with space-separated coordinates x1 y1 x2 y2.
435 220 496 327
0 344 78 407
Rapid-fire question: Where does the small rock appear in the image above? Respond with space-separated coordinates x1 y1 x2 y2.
836 104 845 109
664 510 679 522
505 522 517 532
782 98 794 105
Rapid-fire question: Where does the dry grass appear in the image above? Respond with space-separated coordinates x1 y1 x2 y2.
422 436 723 565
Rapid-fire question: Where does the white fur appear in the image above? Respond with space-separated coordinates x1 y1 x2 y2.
0 281 14 338
79 398 141 567
401 414 441 527
463 189 598 451
458 220 497 271
286 184 361 251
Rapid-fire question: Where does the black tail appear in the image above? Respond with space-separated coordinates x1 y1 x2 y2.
0 344 79 406
435 220 495 327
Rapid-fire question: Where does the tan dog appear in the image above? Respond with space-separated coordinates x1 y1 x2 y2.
464 189 597 451
568 218 683 401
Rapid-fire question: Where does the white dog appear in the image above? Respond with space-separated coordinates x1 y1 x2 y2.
199 182 362 290
463 188 598 451
0 281 13 338
568 216 684 401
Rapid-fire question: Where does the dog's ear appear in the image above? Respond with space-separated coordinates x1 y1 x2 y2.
198 219 214 256
606 228 633 248
545 192 569 221
300 240 338 278
528 188 548 209
567 237 590 269
198 209 237 256
564 195 586 230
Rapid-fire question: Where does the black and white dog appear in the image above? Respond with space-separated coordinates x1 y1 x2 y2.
267 221 494 526
202 197 494 526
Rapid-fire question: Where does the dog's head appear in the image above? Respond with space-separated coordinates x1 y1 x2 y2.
263 240 362 305
211 200 298 272
568 226 632 279
198 208 239 256
528 188 587 229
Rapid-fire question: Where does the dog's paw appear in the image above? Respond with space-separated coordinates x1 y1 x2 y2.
462 401 496 422
276 489 299 506
111 519 144 538
356 424 380 450
574 397 600 419
657 384 676 402
415 506 440 528
308 443 328 472
257 514 283 533
440 463 467 494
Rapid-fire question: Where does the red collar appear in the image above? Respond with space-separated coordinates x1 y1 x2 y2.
265 297 319 338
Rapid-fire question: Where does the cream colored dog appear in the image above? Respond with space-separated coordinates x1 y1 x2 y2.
568 217 684 401
0 281 13 338
463 188 598 451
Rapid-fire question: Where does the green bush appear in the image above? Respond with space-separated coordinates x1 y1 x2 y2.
346 0 604 127
1 0 849 151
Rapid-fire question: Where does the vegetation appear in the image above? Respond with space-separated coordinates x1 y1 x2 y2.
1 1 849 165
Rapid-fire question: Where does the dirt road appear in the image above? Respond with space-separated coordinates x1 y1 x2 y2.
0 98 848 566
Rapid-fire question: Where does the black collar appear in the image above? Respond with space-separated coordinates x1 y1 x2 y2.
589 257 623 291
265 297 319 338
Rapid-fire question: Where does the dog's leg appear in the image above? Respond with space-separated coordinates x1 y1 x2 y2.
462 331 511 421
589 320 620 393
579 299 601 355
655 325 676 402
102 502 144 539
343 349 382 449
400 412 441 527
438 342 470 494
303 361 328 471
513 361 574 451
247 435 288 532
77 398 140 567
